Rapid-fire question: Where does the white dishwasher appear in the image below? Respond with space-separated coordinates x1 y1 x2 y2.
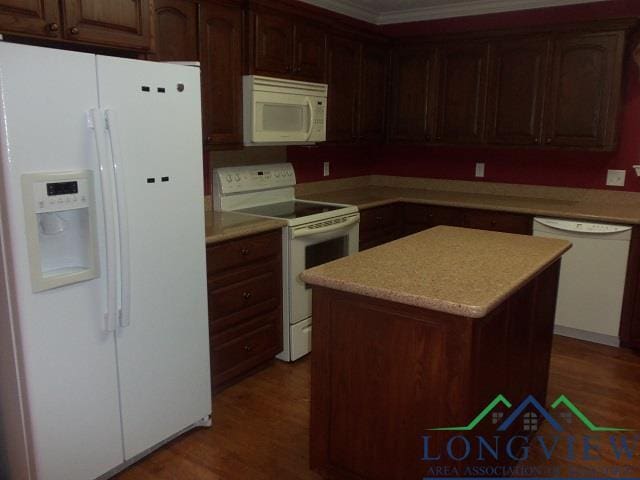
533 218 632 346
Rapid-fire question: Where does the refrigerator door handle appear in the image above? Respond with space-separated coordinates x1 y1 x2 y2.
90 108 118 332
105 110 131 329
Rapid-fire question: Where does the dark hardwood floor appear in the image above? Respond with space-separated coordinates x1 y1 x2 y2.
114 335 640 479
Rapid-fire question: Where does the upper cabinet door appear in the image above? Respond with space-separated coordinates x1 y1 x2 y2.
326 35 361 143
199 1 243 146
388 47 437 143
436 42 489 144
358 44 389 142
486 37 551 146
0 0 61 38
152 0 198 62
62 0 151 49
253 11 294 76
543 32 625 149
293 22 326 82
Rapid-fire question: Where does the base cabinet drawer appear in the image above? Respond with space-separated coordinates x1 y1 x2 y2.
463 209 533 235
206 229 283 392
211 321 281 387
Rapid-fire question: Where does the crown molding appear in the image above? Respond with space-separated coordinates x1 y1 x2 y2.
299 0 605 25
298 0 379 23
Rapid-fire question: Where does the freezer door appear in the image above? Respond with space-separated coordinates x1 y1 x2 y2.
95 56 211 459
0 43 123 479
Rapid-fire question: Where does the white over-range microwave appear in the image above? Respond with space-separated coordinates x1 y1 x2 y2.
243 75 328 146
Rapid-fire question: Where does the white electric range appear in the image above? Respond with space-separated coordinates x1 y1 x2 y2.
213 163 360 361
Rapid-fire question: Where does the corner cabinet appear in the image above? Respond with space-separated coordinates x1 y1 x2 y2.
436 42 489 144
0 0 151 50
388 47 437 143
358 44 389 142
543 31 626 150
326 34 361 143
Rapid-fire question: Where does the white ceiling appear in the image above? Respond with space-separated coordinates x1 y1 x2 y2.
300 0 606 25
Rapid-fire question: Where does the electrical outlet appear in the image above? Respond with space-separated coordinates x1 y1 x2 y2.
606 169 626 187
323 162 330 177
475 162 485 178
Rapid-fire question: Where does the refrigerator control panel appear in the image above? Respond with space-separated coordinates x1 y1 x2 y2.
32 178 91 214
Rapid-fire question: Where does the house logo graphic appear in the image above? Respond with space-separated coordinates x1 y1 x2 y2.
421 394 637 478
428 394 631 433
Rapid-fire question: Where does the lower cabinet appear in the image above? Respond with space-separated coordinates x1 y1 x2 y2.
358 204 402 250
206 229 283 392
402 203 532 236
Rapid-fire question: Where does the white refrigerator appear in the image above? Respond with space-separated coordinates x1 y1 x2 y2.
0 43 212 480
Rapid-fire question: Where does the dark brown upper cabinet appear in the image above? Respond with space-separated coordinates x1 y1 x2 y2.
199 1 244 147
436 42 489 144
0 0 151 50
543 31 626 150
0 0 61 38
152 0 199 62
253 10 294 76
326 35 361 143
358 44 389 142
388 47 437 143
61 0 151 50
294 23 327 81
486 37 551 146
251 9 326 82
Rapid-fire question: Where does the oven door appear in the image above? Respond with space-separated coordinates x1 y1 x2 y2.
289 214 359 325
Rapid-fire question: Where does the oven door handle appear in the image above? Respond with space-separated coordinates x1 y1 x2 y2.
292 216 360 239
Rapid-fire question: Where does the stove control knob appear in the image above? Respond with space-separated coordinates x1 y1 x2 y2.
275 171 280 177
235 174 241 182
226 174 232 183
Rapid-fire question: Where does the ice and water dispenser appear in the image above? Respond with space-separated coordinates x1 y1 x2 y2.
22 171 99 292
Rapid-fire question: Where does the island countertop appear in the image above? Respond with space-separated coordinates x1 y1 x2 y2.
300 225 571 318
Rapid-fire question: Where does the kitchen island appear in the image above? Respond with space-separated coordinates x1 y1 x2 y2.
300 226 571 480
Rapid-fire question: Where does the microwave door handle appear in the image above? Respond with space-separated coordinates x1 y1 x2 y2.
292 216 360 239
306 98 314 141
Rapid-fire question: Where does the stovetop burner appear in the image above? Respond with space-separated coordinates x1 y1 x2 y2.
236 201 344 220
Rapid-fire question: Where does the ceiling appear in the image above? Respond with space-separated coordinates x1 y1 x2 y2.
299 0 605 25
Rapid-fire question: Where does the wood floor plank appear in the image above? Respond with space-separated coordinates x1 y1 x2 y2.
113 335 640 479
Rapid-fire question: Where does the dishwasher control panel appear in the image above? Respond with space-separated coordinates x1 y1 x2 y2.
534 218 632 234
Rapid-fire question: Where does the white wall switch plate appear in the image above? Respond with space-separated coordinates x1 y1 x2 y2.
475 162 485 178
606 169 626 187
323 161 330 177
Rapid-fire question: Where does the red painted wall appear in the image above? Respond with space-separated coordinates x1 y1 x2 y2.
289 0 640 192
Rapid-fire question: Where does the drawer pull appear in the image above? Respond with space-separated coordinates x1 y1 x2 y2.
242 291 252 300
240 248 250 256
47 23 60 32
70 26 80 35
375 216 383 222
244 345 253 352
490 221 497 227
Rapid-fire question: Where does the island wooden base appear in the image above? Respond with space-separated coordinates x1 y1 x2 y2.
310 261 561 480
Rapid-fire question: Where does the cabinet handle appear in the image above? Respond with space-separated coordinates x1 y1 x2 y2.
70 26 80 35
244 345 253 352
375 216 383 222
490 220 497 227
206 135 213 143
240 248 250 256
47 23 60 32
533 138 540 144
425 135 431 141
546 137 552 144
242 291 252 300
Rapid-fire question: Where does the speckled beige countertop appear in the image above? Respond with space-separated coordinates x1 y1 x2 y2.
300 226 571 318
298 184 640 225
205 210 286 244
